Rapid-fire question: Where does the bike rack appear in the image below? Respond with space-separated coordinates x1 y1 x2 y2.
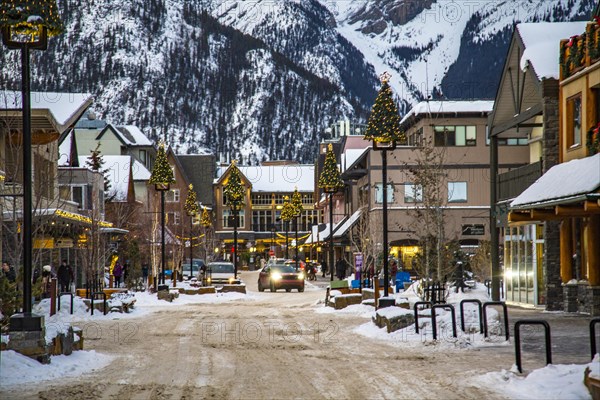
91 292 107 315
459 299 483 334
483 301 509 341
57 292 74 314
413 301 432 334
514 320 552 373
431 304 457 340
590 318 600 360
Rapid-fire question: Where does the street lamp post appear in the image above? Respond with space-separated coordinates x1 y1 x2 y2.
149 142 175 286
318 144 344 282
281 195 294 260
1 1 64 338
224 161 245 279
184 184 199 280
291 188 304 270
363 71 405 302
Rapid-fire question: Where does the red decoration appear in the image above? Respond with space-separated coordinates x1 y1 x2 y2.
567 35 578 48
594 16 600 25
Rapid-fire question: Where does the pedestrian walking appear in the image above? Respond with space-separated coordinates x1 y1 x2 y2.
113 261 123 288
321 259 328 278
335 257 346 281
57 259 73 293
1 261 16 283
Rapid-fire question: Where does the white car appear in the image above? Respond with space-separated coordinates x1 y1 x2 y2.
206 262 241 285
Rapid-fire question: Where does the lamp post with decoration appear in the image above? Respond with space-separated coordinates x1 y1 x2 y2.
318 143 344 281
281 196 294 260
224 160 245 278
363 72 406 302
149 141 175 285
1 0 64 338
291 188 304 270
184 184 199 280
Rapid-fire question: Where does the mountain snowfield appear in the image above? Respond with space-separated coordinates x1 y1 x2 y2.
0 0 594 162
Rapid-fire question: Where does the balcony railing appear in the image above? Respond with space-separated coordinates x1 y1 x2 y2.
560 22 600 80
498 161 542 201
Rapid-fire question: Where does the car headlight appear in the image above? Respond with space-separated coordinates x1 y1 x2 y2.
297 272 304 280
272 272 282 281
207 277 211 284
228 277 235 284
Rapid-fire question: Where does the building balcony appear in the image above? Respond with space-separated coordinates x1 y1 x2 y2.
560 22 600 80
498 161 542 202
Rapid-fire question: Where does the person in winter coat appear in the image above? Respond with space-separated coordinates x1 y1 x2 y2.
57 259 73 293
335 257 346 281
1 261 16 283
113 262 123 288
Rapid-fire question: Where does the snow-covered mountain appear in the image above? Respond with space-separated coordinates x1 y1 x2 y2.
0 0 595 163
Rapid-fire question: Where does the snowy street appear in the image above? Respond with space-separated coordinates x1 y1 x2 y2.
2 271 597 399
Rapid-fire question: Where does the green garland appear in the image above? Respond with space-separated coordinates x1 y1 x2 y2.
291 188 303 217
200 206 212 228
280 196 295 222
364 76 406 144
587 123 600 156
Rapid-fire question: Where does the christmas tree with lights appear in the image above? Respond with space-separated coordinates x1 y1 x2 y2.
224 161 245 208
318 143 344 193
200 206 212 228
184 184 199 216
364 72 406 145
149 142 175 189
291 187 303 216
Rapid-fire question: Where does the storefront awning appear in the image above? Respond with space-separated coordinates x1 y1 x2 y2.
305 217 348 244
333 209 362 239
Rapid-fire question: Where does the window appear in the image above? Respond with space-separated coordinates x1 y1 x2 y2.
408 128 423 146
223 209 245 228
448 182 467 203
252 210 273 232
274 194 286 205
139 149 147 166
168 212 181 225
302 193 313 205
167 189 180 203
404 184 422 203
485 126 528 146
567 95 582 148
434 126 477 147
375 183 394 204
251 194 272 206
72 186 84 208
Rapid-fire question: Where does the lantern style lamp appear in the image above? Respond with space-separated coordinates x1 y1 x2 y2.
1 0 64 346
318 143 344 281
149 141 175 285
363 72 406 302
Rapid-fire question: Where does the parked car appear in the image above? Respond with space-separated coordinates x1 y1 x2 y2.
258 262 305 292
181 259 205 280
205 262 240 285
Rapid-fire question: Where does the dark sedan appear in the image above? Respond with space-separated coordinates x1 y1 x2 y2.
258 263 305 292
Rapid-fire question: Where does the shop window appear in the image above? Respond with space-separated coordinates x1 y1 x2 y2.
375 183 394 204
448 182 467 203
404 183 422 203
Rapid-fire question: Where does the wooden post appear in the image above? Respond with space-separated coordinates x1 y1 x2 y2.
586 215 600 286
50 278 57 316
109 274 114 288
560 220 573 283
173 271 177 288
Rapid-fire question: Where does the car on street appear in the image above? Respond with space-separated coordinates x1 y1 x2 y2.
205 262 240 285
258 262 305 292
181 259 205 280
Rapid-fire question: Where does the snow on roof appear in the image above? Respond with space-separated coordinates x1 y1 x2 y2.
511 154 600 207
115 125 153 146
0 91 93 129
79 155 132 202
342 148 369 172
217 164 315 192
58 131 72 166
305 217 348 244
517 22 588 80
132 159 151 181
333 209 362 238
400 100 494 125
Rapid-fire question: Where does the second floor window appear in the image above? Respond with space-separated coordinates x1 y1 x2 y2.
434 126 477 147
375 183 394 204
251 194 272 206
448 182 468 203
567 94 582 148
408 128 423 146
404 183 423 203
167 211 180 225
166 189 180 203
252 210 273 232
223 209 245 228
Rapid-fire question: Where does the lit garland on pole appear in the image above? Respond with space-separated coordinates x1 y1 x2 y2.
280 196 295 222
148 141 175 189
291 187 303 217
363 72 406 145
223 160 245 209
200 206 212 228
318 143 344 192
